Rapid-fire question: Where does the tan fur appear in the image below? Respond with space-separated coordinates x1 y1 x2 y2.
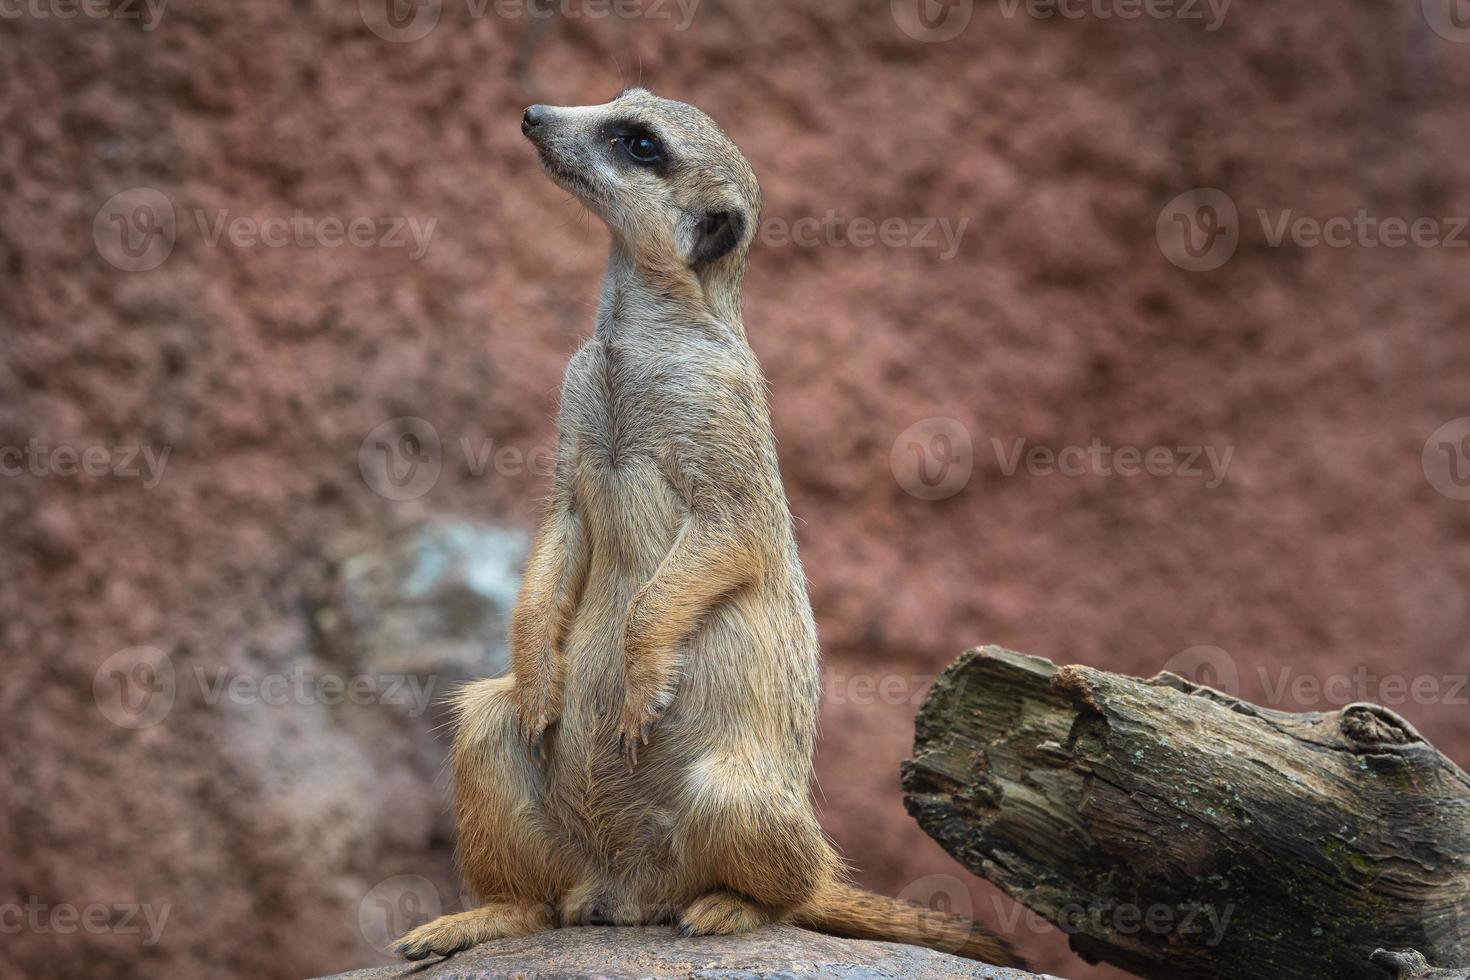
392 89 1023 970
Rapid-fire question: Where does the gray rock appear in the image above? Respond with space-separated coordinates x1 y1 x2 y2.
1371 949 1470 979
318 519 528 687
312 925 1055 980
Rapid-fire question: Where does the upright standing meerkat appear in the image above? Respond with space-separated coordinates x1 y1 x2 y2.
393 88 1021 968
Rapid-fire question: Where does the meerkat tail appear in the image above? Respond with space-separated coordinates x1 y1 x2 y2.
792 881 1026 968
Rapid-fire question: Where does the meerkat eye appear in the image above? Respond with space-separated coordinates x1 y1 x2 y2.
618 134 663 165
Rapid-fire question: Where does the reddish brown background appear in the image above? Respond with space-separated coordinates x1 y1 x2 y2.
3 2 1469 978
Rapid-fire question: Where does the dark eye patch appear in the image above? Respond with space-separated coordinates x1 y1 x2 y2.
604 119 672 175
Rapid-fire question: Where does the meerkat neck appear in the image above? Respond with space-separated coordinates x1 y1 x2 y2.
595 239 747 343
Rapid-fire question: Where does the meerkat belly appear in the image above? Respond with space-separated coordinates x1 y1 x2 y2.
547 455 689 869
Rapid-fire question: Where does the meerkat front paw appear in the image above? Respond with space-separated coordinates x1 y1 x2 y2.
616 687 670 771
511 680 560 765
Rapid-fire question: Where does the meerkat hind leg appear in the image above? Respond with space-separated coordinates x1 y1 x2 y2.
393 678 574 962
392 902 552 960
678 890 775 937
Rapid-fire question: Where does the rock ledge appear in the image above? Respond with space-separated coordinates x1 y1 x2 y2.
314 925 1052 979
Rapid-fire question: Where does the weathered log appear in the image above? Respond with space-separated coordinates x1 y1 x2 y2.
901 646 1470 980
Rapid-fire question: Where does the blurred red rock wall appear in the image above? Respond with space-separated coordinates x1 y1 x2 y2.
3 2 1469 977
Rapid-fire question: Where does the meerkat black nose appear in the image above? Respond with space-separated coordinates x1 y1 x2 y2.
522 104 549 136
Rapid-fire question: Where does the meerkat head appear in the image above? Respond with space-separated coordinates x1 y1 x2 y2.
521 89 761 304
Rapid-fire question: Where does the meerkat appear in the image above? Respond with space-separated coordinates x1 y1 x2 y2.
392 88 1022 968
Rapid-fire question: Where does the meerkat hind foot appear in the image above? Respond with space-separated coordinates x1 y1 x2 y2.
392 903 552 960
677 890 774 937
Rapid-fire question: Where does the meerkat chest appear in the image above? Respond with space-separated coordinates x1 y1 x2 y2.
562 339 711 471
559 340 706 563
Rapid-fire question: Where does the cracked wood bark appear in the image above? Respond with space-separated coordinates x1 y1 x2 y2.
900 646 1470 980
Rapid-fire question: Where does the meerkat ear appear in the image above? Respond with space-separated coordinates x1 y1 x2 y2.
685 209 746 267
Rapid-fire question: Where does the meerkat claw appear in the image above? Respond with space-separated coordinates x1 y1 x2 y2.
616 697 666 771
510 707 554 766
619 732 639 771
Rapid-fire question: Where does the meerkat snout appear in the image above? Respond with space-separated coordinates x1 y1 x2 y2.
521 104 549 135
521 88 762 283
